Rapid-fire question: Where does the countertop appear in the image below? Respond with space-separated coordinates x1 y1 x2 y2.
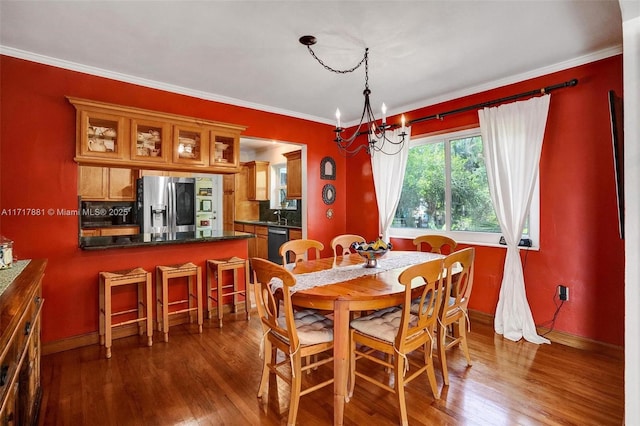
235 220 302 230
80 230 254 250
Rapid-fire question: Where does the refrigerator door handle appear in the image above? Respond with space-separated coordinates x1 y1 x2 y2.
168 181 175 234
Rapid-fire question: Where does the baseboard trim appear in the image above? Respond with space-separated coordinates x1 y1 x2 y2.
43 306 620 357
468 309 623 358
42 306 249 355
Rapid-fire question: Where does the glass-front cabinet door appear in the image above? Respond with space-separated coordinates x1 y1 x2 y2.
173 125 208 166
209 130 239 170
79 110 126 159
130 118 170 163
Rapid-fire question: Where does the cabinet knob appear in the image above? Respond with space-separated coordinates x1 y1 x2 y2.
25 321 32 335
34 295 42 304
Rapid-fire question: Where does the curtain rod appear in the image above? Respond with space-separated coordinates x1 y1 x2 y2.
408 78 578 125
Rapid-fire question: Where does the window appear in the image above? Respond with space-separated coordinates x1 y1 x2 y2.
391 128 539 247
271 164 297 210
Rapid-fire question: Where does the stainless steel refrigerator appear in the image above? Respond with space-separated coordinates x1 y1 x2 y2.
137 176 196 234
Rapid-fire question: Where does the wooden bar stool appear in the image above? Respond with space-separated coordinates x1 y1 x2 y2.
156 262 203 342
206 257 250 328
99 267 153 359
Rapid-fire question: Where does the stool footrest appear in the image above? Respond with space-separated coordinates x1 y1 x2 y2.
168 299 190 307
112 307 143 317
111 317 149 328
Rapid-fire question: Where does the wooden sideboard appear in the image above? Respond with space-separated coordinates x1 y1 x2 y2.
0 259 46 425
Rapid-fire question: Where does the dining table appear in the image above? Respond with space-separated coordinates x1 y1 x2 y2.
286 250 443 426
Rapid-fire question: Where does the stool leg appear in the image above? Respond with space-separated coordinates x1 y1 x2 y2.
156 269 163 335
145 272 153 346
232 268 238 314
196 267 203 333
217 267 224 328
137 282 144 336
99 277 105 346
162 272 169 342
206 264 214 320
244 260 251 321
105 280 112 359
187 274 195 325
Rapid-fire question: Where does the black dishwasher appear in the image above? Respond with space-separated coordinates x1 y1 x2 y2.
267 227 289 264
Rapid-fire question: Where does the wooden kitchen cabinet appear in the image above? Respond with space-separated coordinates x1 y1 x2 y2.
77 109 127 160
80 226 139 237
283 150 302 199
78 166 137 201
173 124 208 166
69 97 245 174
289 228 302 240
242 224 257 259
210 131 240 170
108 168 137 200
130 118 171 164
255 225 269 259
0 260 46 426
246 161 270 201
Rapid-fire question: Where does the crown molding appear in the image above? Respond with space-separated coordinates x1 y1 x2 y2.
1 44 621 128
0 45 334 126
387 44 623 123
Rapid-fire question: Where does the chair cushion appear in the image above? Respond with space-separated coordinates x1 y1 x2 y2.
277 309 334 345
410 292 454 315
350 307 410 343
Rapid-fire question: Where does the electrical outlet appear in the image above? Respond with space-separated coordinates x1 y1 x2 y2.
558 285 569 301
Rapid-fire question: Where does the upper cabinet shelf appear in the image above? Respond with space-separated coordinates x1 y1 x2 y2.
69 97 245 173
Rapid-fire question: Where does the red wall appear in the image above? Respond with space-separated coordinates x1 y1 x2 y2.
346 56 624 346
0 54 624 347
0 55 342 344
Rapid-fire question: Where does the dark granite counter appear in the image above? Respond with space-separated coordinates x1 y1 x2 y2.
234 220 302 230
80 230 254 250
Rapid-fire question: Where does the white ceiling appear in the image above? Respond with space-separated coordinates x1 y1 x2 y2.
0 1 625 128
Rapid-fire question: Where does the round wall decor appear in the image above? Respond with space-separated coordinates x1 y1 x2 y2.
326 208 334 219
322 184 336 205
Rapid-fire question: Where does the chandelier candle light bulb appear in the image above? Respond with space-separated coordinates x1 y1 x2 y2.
381 103 387 124
336 108 341 129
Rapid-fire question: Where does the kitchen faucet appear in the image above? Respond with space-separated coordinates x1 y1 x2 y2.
273 210 287 225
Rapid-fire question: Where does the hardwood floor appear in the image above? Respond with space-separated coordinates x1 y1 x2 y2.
37 312 624 425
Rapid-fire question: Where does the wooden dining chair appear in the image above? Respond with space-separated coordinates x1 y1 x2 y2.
279 239 324 265
250 258 334 426
348 258 445 425
413 234 458 254
330 234 366 258
438 247 475 385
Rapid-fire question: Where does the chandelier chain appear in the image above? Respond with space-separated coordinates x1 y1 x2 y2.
306 46 368 75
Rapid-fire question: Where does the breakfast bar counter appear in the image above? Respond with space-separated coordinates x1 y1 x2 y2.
79 230 254 250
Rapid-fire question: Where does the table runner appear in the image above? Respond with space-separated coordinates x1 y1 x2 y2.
0 259 32 297
273 252 442 293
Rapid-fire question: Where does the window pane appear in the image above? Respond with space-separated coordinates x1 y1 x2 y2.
394 142 445 229
450 136 500 232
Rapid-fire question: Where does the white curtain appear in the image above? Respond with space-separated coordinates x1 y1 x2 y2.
479 95 551 344
371 127 411 241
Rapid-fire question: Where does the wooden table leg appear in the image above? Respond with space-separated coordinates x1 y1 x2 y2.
333 300 349 426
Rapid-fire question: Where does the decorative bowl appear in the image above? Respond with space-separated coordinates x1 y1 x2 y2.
351 240 392 268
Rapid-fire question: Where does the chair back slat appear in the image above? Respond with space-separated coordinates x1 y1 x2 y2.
396 258 445 350
279 239 324 265
443 247 475 314
330 234 366 258
413 235 458 254
251 257 299 349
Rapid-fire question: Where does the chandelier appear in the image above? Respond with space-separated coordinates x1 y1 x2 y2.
299 35 407 157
